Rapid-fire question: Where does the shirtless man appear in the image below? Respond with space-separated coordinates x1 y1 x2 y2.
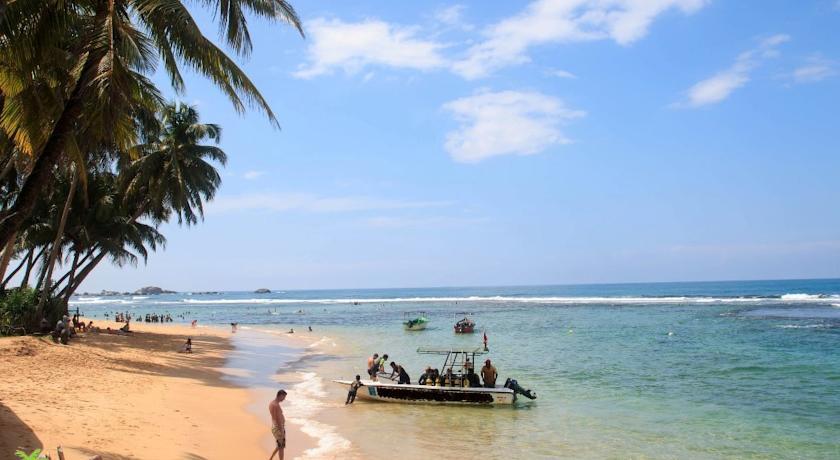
269 389 287 460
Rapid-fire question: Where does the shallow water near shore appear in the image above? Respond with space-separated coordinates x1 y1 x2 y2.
74 279 840 459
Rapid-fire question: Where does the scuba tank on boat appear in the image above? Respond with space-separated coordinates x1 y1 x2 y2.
504 378 537 401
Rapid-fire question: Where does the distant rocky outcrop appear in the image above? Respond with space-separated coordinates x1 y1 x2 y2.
254 288 271 294
133 286 177 295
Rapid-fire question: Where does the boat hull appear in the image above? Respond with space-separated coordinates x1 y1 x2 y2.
335 380 514 405
403 322 428 331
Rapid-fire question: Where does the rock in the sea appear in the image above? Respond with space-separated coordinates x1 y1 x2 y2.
133 286 176 295
254 288 271 294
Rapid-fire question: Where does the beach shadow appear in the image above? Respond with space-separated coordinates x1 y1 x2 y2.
73 446 136 460
181 453 209 460
72 330 241 389
0 401 42 457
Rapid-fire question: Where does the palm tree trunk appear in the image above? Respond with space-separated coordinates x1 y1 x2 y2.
0 41 100 250
62 250 107 299
36 167 78 319
34 245 51 290
20 246 42 287
1 245 30 288
0 233 15 282
53 250 90 295
0 155 15 183
61 250 82 304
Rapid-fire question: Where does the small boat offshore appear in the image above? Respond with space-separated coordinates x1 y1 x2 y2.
453 314 475 333
403 312 429 331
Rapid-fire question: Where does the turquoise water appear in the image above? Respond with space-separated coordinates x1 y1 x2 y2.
73 279 840 458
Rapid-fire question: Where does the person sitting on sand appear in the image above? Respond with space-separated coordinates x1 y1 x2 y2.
288 328 294 334
119 320 131 333
179 337 192 353
346 375 363 405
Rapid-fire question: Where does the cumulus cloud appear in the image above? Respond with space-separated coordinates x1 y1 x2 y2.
209 192 451 214
442 90 585 163
452 0 709 79
680 34 790 108
293 18 448 78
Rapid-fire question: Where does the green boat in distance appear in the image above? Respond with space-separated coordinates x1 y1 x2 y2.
403 312 429 331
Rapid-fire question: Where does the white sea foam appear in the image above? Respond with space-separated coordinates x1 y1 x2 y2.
780 293 826 301
776 324 829 329
69 298 137 305
287 372 352 459
174 295 840 305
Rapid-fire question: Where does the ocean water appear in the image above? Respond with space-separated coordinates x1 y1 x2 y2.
71 279 840 459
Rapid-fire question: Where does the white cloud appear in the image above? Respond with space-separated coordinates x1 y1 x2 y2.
443 90 585 163
209 192 451 214
363 215 487 229
243 170 266 180
435 4 474 31
550 69 577 79
790 55 837 84
452 0 709 79
293 18 448 78
680 34 790 108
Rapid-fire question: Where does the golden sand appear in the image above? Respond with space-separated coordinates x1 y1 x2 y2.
0 321 312 459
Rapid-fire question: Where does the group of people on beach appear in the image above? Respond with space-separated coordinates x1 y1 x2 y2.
105 311 186 323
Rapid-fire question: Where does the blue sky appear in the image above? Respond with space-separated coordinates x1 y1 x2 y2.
83 0 840 291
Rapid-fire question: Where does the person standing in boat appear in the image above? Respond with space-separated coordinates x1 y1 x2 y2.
481 359 498 388
367 353 379 379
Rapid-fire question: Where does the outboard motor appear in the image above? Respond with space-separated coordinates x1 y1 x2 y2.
504 378 537 400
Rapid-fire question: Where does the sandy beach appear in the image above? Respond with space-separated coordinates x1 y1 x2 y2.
0 321 314 460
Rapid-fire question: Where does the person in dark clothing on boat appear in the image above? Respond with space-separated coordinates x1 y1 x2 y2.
466 367 481 387
389 362 411 384
397 365 410 384
418 366 432 385
346 375 364 404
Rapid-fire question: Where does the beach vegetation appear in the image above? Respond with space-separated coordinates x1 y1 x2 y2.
0 101 225 331
0 0 303 331
0 0 303 283
14 449 46 460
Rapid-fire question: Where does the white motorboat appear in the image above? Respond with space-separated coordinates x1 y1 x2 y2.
334 348 536 406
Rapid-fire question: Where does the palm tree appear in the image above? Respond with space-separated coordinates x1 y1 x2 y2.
54 169 166 304
122 102 226 225
0 0 303 249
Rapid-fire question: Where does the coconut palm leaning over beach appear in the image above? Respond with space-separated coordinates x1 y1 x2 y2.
0 0 303 250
